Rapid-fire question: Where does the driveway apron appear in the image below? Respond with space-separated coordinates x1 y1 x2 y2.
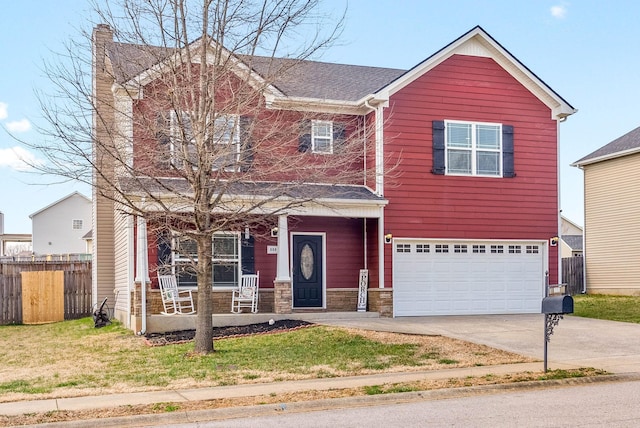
316 314 640 374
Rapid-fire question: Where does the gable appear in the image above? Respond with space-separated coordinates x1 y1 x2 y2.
29 192 91 219
373 26 576 121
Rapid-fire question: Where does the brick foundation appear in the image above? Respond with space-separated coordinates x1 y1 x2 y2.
133 285 366 315
367 288 393 317
326 288 359 311
273 280 292 314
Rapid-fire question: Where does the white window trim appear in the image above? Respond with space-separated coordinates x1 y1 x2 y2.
445 120 502 177
169 111 240 171
311 120 333 154
171 231 241 289
212 231 241 289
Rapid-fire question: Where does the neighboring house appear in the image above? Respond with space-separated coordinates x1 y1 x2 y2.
560 216 583 258
92 25 576 331
0 212 32 257
572 126 640 295
30 192 92 255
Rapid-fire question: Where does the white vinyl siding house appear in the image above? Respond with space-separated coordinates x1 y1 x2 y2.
30 192 92 255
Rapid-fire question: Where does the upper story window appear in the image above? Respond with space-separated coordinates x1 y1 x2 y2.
432 120 515 178
446 121 501 176
169 112 240 171
298 120 346 154
312 120 333 154
72 219 83 230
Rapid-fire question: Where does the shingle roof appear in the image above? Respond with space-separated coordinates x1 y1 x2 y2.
119 177 385 202
562 235 583 251
573 125 640 166
108 42 171 83
241 56 405 101
107 42 406 102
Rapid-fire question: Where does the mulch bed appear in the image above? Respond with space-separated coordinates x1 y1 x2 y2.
144 319 313 346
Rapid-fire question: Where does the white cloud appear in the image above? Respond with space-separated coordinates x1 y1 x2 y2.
6 118 32 133
0 102 7 120
0 146 44 171
551 5 568 19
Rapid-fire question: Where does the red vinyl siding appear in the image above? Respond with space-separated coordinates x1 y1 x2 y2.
286 216 365 289
384 54 559 283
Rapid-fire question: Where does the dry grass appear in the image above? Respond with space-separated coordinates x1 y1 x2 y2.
0 368 604 427
0 319 535 404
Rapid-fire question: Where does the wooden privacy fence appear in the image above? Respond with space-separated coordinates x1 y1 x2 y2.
0 260 92 325
562 257 584 296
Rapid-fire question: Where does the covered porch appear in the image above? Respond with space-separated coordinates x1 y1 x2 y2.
126 180 391 333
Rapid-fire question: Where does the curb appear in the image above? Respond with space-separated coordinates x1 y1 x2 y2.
17 373 640 428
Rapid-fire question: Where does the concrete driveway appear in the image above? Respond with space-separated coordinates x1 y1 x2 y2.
316 314 640 374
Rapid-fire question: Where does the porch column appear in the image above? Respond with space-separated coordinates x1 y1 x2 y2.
133 216 150 334
274 214 292 313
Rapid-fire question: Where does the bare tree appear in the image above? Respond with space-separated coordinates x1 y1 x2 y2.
30 0 388 354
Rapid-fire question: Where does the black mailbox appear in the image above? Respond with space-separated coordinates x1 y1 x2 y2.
541 295 574 314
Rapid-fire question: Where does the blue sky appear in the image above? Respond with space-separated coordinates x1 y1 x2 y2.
1 0 639 233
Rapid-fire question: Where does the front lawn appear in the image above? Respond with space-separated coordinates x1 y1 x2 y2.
0 317 530 403
572 294 640 323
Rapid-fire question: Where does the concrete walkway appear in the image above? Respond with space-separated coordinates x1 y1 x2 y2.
2 314 640 419
315 314 640 374
0 362 544 417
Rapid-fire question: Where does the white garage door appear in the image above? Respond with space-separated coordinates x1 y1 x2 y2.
393 240 545 316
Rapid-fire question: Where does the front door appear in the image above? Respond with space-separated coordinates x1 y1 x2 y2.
292 235 323 308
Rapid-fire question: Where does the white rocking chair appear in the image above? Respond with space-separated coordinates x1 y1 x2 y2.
231 272 260 313
158 274 196 315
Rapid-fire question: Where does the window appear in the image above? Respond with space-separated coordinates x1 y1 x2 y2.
526 245 540 254
446 121 501 176
454 244 468 253
472 245 486 253
212 233 240 287
172 232 240 288
170 112 239 170
432 121 514 177
416 244 430 253
490 245 504 254
312 120 333 154
508 245 522 254
72 219 83 230
396 244 411 253
435 244 449 253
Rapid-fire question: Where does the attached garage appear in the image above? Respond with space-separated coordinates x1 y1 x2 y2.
393 240 546 316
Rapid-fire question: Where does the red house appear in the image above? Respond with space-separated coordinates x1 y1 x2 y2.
92 25 576 332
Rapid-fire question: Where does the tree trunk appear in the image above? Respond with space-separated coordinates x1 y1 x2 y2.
194 233 214 353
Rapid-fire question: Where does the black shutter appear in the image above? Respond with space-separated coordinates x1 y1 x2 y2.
156 112 171 169
157 230 172 275
239 116 253 172
333 122 346 152
432 120 446 175
298 120 311 152
502 125 515 178
241 235 255 274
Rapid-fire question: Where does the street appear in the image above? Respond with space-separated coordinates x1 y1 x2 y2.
160 379 640 427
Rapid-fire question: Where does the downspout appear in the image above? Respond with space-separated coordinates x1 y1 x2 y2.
363 96 386 289
557 118 562 290
362 114 368 271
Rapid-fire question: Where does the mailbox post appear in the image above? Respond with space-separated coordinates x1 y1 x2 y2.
541 295 573 372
